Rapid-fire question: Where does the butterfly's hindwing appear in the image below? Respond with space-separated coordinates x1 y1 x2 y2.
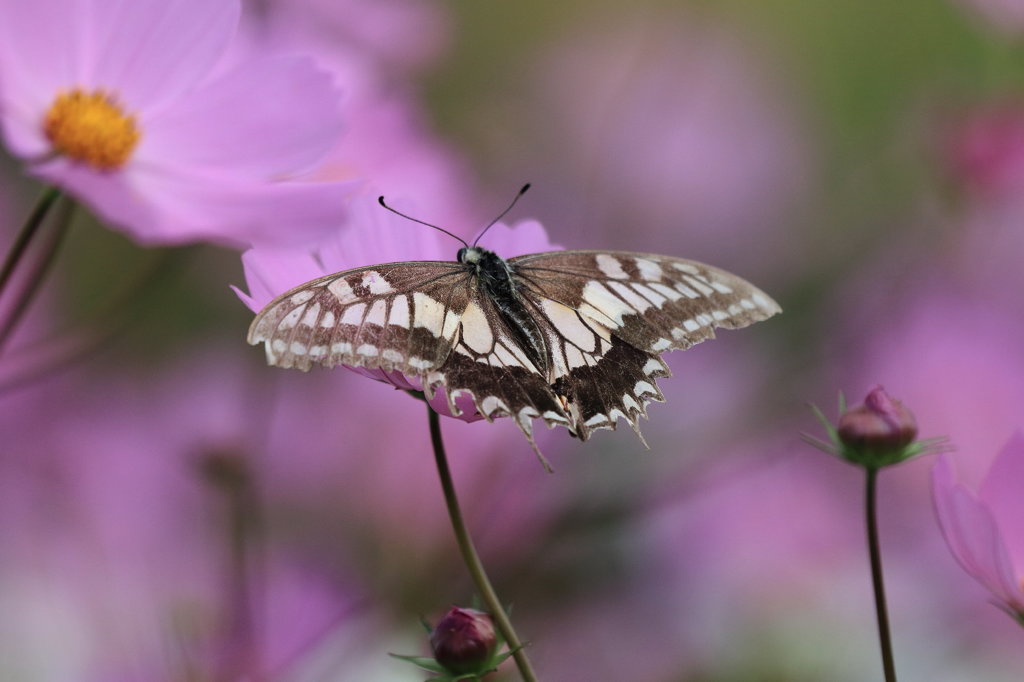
550 335 671 441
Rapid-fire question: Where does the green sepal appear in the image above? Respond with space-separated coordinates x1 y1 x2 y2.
389 653 449 673
391 644 522 681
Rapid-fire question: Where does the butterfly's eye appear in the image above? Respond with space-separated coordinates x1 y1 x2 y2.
457 247 467 263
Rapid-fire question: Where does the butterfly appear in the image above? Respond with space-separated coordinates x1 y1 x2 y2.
247 187 781 459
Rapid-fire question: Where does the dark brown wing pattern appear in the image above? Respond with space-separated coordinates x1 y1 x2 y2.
247 261 472 379
508 250 781 440
248 249 780 455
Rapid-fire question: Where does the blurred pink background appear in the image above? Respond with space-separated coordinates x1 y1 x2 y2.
1 0 1023 680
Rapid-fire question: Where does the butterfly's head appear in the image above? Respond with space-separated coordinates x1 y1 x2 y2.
458 246 484 265
458 246 509 280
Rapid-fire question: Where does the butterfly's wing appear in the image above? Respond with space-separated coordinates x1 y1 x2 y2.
248 250 780 455
247 261 473 379
509 250 781 440
248 259 573 461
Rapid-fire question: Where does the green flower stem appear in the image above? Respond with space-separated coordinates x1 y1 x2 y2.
866 467 897 682
426 404 539 682
0 187 61 300
0 193 74 354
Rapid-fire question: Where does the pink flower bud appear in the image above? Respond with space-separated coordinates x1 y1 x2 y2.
837 385 918 451
429 606 497 675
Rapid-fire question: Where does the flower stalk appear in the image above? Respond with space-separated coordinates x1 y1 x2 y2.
0 190 74 354
805 386 949 682
865 466 896 682
425 402 538 682
0 186 61 300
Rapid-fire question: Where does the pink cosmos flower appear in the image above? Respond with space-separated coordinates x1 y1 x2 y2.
0 0 349 247
235 193 559 421
932 433 1024 623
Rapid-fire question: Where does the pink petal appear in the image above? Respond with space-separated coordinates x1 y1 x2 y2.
234 246 328 313
0 0 91 155
314 192 449 270
0 0 90 106
475 219 562 255
128 171 353 247
30 157 161 235
932 454 1024 609
32 159 353 247
142 55 343 177
0 97 56 158
979 431 1024 572
336 369 481 423
232 192 451 311
88 0 240 115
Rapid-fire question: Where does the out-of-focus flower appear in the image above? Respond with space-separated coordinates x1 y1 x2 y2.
0 0 349 247
429 607 498 675
951 0 1024 35
0 349 378 679
237 0 475 229
234 195 559 422
504 9 808 281
806 385 946 469
947 103 1024 198
932 432 1024 624
241 0 451 86
936 104 1024 311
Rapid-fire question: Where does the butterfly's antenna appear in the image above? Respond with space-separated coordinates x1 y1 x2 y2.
378 196 469 249
471 183 531 247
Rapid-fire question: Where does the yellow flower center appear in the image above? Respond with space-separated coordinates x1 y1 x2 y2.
43 89 140 170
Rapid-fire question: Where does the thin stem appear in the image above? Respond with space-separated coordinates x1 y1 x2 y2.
426 405 539 682
0 187 61 299
866 467 897 682
0 249 184 392
0 195 75 354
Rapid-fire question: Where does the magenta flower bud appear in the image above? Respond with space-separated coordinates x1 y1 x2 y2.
804 385 947 470
429 606 497 675
837 385 918 451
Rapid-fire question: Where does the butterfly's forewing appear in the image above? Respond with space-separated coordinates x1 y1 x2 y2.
509 250 781 438
247 262 472 380
248 260 574 460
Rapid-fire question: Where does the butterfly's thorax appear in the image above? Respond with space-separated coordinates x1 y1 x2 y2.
459 246 549 375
